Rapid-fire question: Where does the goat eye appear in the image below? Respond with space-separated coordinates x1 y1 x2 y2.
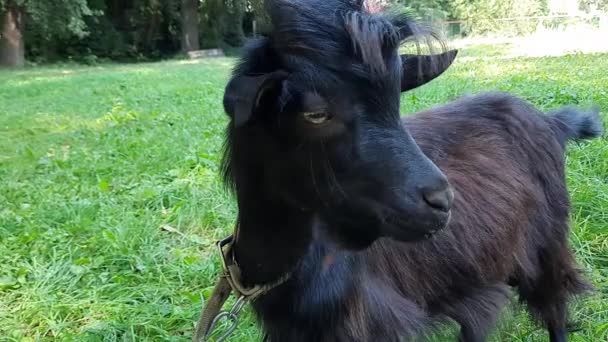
302 111 331 124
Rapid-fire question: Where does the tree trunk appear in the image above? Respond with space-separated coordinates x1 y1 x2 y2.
180 0 200 52
0 1 25 67
250 0 271 33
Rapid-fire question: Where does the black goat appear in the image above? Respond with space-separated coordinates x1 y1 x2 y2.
219 0 603 341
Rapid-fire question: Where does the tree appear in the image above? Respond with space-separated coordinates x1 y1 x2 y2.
180 0 200 52
579 0 608 11
249 0 271 33
0 0 25 66
1 0 98 67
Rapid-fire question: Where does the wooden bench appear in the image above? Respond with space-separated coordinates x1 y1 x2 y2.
187 49 225 59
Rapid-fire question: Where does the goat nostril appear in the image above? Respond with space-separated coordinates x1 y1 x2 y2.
422 187 453 212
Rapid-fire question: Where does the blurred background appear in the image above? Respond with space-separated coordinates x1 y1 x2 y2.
1 0 608 67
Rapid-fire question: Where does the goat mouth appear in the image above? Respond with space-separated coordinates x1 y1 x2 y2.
384 210 451 242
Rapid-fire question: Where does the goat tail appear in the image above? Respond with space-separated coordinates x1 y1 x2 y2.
549 106 604 143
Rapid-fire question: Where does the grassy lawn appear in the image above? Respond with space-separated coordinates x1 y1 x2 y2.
0 50 607 341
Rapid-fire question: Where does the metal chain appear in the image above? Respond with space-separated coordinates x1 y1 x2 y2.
204 296 247 342
195 232 292 341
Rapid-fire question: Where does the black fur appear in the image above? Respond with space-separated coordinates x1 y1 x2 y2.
550 106 604 142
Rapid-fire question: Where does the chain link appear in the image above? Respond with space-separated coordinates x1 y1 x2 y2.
204 296 246 342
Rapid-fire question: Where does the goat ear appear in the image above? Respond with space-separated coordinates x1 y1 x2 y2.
400 50 458 92
223 71 288 127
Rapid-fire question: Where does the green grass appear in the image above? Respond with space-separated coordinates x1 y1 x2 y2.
0 50 607 341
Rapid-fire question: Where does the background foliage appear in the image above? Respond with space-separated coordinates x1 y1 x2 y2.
1 0 607 64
